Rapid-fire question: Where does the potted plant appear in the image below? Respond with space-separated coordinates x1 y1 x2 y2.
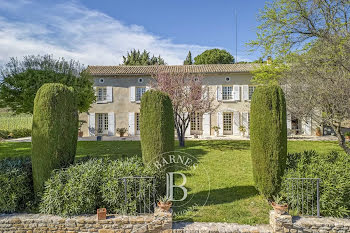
345 132 350 140
117 128 127 137
157 196 172 211
97 208 107 220
271 195 288 215
212 126 220 137
315 127 322 136
78 120 86 137
239 125 246 137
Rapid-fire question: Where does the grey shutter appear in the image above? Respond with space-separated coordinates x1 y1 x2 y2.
242 112 249 136
88 113 95 136
217 112 223 136
106 86 113 102
203 113 211 136
128 112 135 136
242 85 249 101
233 85 240 101
130 86 135 102
233 111 240 135
108 112 115 136
217 85 222 101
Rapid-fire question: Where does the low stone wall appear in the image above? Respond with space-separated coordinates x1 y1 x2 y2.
0 208 172 233
270 210 350 233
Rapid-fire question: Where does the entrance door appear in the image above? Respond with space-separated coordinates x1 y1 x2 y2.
97 113 108 135
223 112 233 135
291 116 301 135
190 112 203 135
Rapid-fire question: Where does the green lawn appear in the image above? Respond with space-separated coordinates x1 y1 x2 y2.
0 140 344 224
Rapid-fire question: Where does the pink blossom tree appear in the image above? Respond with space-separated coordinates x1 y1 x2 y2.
151 71 217 147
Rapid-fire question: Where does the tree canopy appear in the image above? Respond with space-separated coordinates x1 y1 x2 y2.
122 49 166 65
0 55 95 114
183 51 193 65
194 49 234 64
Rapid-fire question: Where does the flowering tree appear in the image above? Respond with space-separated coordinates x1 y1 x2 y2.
151 71 217 147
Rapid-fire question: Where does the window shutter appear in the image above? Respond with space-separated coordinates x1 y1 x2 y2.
106 86 113 102
128 112 135 136
217 85 222 101
108 112 115 136
184 112 191 136
233 85 240 101
217 112 223 136
242 85 249 101
146 86 150 92
233 111 240 135
242 112 249 136
287 113 292 131
303 117 312 135
202 85 208 100
88 113 95 136
203 113 211 136
130 86 135 102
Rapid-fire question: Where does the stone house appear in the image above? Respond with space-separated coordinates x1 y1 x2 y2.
79 64 315 137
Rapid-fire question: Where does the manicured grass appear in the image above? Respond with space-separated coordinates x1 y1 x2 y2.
0 140 344 224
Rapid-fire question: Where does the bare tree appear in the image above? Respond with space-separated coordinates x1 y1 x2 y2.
151 71 217 147
282 40 350 155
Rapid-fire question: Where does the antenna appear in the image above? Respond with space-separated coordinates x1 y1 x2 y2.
235 10 238 63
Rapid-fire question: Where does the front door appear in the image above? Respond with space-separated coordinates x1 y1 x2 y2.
97 113 108 135
223 112 233 135
190 112 203 135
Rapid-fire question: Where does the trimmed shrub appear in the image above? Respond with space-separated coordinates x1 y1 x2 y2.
281 150 350 217
250 85 287 198
40 157 158 216
11 128 31 138
0 130 9 139
140 90 174 165
0 158 34 213
32 83 78 195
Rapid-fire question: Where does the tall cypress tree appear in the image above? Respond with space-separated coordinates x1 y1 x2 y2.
183 51 193 65
250 85 287 198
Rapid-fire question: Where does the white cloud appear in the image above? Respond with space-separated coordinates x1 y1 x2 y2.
0 1 213 66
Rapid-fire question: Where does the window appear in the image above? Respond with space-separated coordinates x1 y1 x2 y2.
136 113 140 131
99 78 105 84
223 113 232 132
97 87 107 101
225 77 231 82
190 112 202 131
249 86 256 100
222 86 233 100
136 87 146 101
138 78 144 83
97 113 108 134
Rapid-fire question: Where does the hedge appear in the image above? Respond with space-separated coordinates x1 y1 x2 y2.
250 85 287 198
140 90 174 166
31 83 78 195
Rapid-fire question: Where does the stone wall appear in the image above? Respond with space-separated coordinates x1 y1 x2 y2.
270 210 350 233
0 208 171 233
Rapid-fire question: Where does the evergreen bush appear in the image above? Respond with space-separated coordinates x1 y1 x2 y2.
140 90 174 165
40 157 158 216
31 83 78 195
0 158 34 213
250 85 287 198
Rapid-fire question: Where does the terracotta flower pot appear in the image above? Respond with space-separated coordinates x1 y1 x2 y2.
78 131 83 137
97 208 106 220
346 136 350 140
120 133 124 137
157 201 172 211
271 202 288 215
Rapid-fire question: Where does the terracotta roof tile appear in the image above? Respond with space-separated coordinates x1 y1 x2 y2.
87 64 258 76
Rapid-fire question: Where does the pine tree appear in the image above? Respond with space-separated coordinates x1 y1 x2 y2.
183 51 193 65
122 49 166 65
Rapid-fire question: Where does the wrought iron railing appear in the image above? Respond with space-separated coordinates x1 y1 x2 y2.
119 176 157 214
285 178 321 217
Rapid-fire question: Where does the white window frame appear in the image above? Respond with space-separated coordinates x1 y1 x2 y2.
249 86 256 100
222 86 233 100
97 87 107 102
136 86 146 102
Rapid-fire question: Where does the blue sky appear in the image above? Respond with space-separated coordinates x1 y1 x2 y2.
0 0 267 66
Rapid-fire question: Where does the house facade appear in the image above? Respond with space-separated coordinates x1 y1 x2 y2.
79 64 315 137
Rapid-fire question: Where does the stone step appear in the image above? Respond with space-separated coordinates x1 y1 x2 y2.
172 222 273 233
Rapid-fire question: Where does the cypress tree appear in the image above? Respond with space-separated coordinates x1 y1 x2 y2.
250 85 287 198
140 90 174 165
184 51 193 65
31 83 78 194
